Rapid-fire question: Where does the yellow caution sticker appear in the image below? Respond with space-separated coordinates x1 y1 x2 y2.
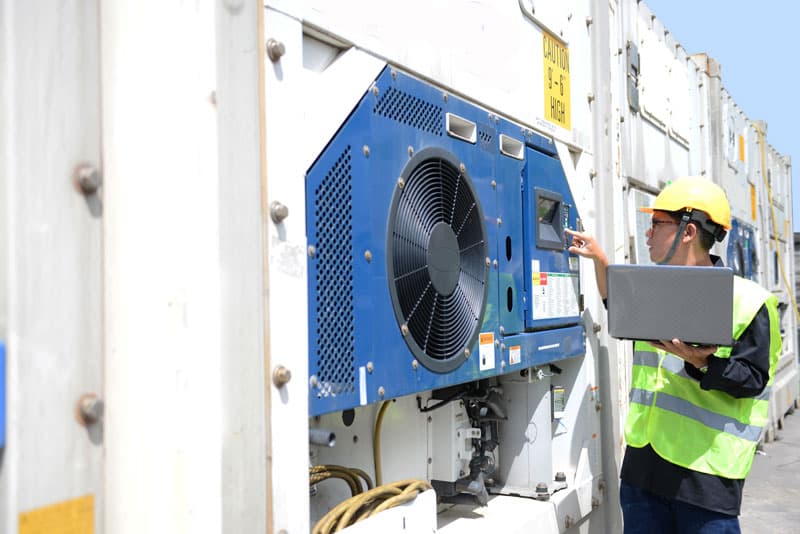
19 494 94 534
543 31 571 130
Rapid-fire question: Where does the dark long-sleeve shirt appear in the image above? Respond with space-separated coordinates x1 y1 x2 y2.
618 256 774 516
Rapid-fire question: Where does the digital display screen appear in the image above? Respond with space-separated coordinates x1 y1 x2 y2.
537 197 558 224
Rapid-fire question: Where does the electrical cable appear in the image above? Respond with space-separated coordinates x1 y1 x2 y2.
753 125 800 325
309 465 374 496
373 400 391 487
311 479 433 534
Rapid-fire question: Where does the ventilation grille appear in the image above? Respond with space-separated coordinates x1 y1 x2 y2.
313 146 355 397
387 150 487 373
374 87 443 136
478 122 496 153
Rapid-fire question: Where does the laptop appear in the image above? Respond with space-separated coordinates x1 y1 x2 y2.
606 264 734 346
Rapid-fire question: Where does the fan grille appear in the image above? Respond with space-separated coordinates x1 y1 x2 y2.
387 149 488 373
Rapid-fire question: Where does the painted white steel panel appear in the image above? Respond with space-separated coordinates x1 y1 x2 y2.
264 0 594 151
101 2 222 533
0 1 104 532
669 54 691 144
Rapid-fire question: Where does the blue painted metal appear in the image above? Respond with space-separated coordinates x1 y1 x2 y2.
521 147 582 331
305 66 585 415
727 217 757 280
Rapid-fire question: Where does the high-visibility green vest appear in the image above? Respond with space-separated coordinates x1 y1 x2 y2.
624 276 781 479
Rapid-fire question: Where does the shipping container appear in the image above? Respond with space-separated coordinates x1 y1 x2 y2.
0 1 796 533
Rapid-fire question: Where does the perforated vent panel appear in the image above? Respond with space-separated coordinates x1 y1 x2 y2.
478 122 496 153
313 146 355 397
374 87 443 136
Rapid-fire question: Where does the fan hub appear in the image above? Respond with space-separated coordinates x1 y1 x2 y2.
427 222 461 296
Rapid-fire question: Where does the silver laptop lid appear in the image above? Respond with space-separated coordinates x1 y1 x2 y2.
606 264 734 346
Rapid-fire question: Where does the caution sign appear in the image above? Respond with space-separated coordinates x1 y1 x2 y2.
543 31 571 130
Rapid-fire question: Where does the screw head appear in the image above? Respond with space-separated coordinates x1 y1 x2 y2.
75 164 101 195
362 145 370 157
378 386 385 398
401 324 409 336
366 361 374 373
266 38 285 62
272 366 292 388
308 246 316 257
270 201 289 224
364 250 372 263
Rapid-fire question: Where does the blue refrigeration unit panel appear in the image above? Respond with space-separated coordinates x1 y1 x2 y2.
727 218 757 280
305 66 585 416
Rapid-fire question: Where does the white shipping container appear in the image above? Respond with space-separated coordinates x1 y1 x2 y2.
0 1 795 533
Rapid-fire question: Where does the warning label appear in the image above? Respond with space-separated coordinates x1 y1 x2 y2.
543 31 571 130
531 270 580 319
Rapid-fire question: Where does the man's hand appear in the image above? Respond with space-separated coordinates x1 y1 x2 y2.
651 338 717 370
565 228 607 263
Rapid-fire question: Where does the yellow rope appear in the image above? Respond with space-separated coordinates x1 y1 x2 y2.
309 465 374 496
753 124 800 325
312 479 433 534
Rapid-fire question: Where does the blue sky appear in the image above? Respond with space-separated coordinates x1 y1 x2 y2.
644 0 799 231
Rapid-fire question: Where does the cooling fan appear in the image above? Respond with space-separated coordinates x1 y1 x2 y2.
386 147 489 374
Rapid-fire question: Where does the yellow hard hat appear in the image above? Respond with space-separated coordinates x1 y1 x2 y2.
640 176 732 231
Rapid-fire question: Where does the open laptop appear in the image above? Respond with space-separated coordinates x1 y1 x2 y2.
606 264 734 346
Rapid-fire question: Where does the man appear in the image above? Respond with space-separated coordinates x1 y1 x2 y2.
565 177 781 533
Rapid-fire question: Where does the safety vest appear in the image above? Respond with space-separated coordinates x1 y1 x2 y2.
624 276 781 479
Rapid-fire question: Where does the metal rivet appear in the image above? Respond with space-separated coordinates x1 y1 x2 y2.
408 146 414 157
363 145 370 157
412 360 419 370
266 38 285 62
272 366 292 388
367 361 374 373
75 164 101 195
76 393 103 425
364 250 372 263
308 246 316 257
493 259 498 269
464 348 470 359
270 201 289 224
397 177 405 189
459 163 466 174
401 324 409 336
310 375 319 387
378 387 385 398
491 180 497 189
391 69 397 79
497 217 502 227
442 93 448 102
499 326 505 336
485 257 491 267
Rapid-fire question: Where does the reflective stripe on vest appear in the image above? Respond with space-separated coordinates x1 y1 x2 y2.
624 275 781 479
